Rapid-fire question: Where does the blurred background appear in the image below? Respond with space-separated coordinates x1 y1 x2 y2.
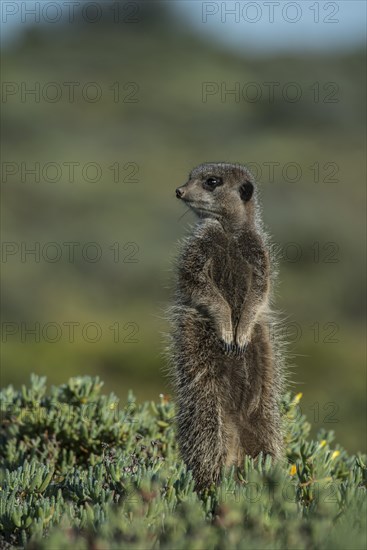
1 1 366 452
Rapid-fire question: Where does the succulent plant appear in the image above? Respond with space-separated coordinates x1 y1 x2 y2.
0 375 365 549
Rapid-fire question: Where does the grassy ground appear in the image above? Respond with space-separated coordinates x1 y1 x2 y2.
0 375 366 549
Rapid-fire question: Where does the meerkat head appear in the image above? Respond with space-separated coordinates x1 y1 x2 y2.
176 162 257 229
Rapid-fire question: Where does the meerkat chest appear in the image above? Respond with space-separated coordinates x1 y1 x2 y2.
211 238 252 305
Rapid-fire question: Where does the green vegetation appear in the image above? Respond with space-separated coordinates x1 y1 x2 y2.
0 375 366 549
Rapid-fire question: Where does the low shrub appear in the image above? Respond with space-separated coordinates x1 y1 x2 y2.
0 375 366 549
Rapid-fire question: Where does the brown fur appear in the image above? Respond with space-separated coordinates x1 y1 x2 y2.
167 162 284 492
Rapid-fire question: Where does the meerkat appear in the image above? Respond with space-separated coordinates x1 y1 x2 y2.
168 162 284 492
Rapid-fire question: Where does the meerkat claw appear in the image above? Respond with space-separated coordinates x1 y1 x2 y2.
238 343 248 356
221 341 228 353
221 340 248 357
221 340 235 355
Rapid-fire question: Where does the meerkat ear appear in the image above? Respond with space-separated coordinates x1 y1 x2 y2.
239 181 254 202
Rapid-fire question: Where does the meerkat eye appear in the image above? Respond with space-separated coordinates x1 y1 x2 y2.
203 176 222 190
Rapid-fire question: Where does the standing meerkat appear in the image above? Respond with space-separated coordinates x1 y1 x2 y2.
168 162 284 492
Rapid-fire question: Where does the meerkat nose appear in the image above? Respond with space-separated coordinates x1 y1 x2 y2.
176 187 184 199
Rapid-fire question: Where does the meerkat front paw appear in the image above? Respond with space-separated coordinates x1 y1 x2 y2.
221 328 249 357
220 327 235 354
221 336 246 358
235 332 251 356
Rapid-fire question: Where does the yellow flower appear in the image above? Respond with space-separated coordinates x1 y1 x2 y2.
289 464 297 476
294 393 303 404
319 440 327 448
331 450 340 460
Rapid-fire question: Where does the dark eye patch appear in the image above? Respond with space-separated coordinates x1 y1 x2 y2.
239 180 254 202
202 176 223 191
